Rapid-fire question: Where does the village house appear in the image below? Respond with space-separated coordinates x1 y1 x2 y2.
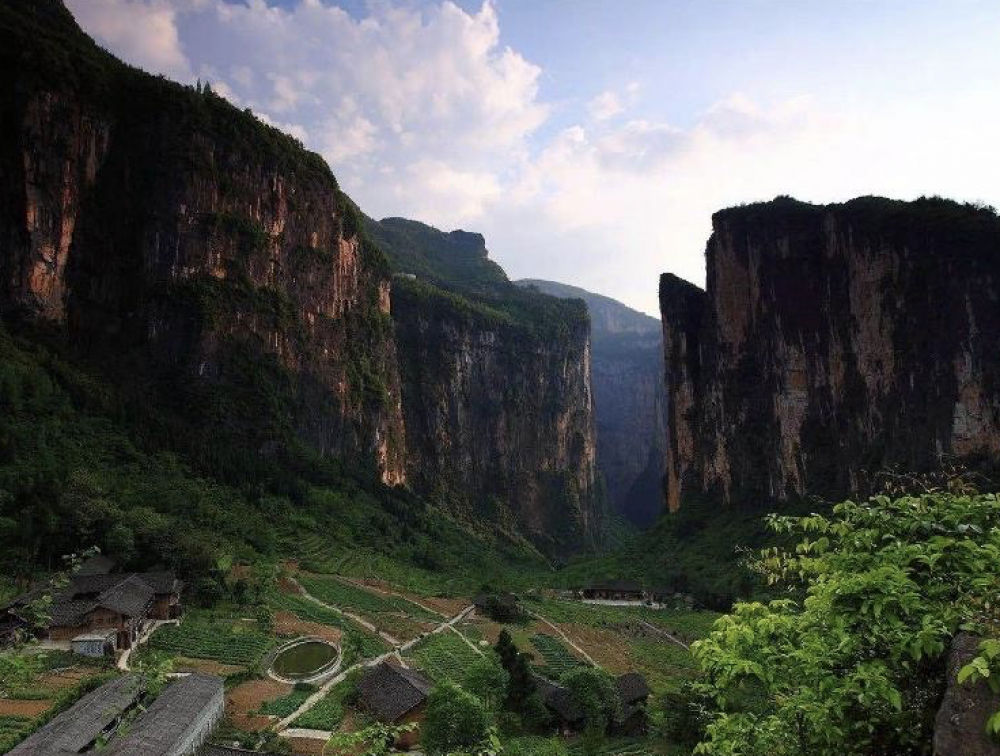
357 661 432 749
8 675 145 755
580 580 644 602
0 570 183 652
535 671 650 735
106 674 224 756
472 590 522 621
534 675 585 734
614 672 651 734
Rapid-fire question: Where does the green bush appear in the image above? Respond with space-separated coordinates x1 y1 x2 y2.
691 490 1000 755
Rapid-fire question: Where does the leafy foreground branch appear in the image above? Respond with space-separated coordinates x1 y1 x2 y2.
689 491 1000 755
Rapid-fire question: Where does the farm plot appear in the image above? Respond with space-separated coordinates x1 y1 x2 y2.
147 619 273 666
298 575 439 623
405 630 481 685
530 634 583 677
257 685 314 718
293 669 362 731
270 591 388 664
0 715 30 753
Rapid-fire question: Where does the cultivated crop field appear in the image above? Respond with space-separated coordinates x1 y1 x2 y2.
147 617 274 666
568 736 658 756
298 575 440 623
269 590 388 663
405 630 482 684
0 715 29 753
529 633 582 677
293 669 362 731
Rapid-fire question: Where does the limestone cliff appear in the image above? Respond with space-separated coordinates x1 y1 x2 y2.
517 279 667 528
661 196 1000 511
0 0 406 484
370 220 601 552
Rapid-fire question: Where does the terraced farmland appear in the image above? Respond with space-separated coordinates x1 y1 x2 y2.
293 669 362 730
257 686 314 718
147 619 274 666
283 532 467 595
0 716 29 753
530 633 583 677
298 575 440 623
270 591 388 662
405 630 481 684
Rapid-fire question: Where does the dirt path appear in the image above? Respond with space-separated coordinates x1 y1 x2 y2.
273 582 474 733
448 624 484 656
289 577 401 647
528 610 600 669
335 575 448 619
638 620 690 650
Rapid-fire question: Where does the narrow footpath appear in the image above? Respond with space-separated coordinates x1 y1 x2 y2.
273 579 474 735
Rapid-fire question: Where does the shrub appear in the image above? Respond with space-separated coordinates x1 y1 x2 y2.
691 490 1000 755
422 682 491 756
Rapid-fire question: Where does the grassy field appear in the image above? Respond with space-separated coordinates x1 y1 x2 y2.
526 597 719 644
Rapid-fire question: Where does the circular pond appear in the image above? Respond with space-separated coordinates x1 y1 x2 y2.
270 639 340 680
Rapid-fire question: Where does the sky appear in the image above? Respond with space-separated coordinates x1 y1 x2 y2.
66 0 1000 316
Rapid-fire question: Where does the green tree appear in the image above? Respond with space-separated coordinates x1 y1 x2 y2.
496 630 537 713
691 490 1000 756
464 655 510 711
560 667 619 731
422 682 491 755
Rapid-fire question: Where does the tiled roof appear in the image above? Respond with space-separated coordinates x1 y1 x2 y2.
357 662 432 722
49 598 99 627
7 675 143 756
585 580 642 593
77 554 117 575
136 571 179 595
69 573 130 596
615 673 650 704
534 675 584 723
106 674 224 756
97 575 154 617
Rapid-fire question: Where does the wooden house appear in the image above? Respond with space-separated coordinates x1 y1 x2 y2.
580 580 644 602
357 662 432 749
1 570 182 651
614 672 650 734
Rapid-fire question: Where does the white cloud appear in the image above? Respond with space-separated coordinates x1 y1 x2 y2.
65 1 1000 316
66 0 191 80
588 91 623 121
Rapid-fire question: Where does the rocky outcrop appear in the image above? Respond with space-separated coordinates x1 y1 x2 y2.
934 633 1000 756
374 224 601 552
518 279 667 528
0 0 601 551
0 0 406 483
660 196 1000 511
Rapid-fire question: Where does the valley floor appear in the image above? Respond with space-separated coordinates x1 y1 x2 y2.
0 561 718 756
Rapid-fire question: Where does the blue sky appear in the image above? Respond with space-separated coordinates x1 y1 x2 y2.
67 0 1000 315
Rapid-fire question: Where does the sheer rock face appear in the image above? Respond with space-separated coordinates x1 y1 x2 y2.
517 279 667 528
934 633 1000 756
660 197 1000 511
393 283 599 554
1 86 407 484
